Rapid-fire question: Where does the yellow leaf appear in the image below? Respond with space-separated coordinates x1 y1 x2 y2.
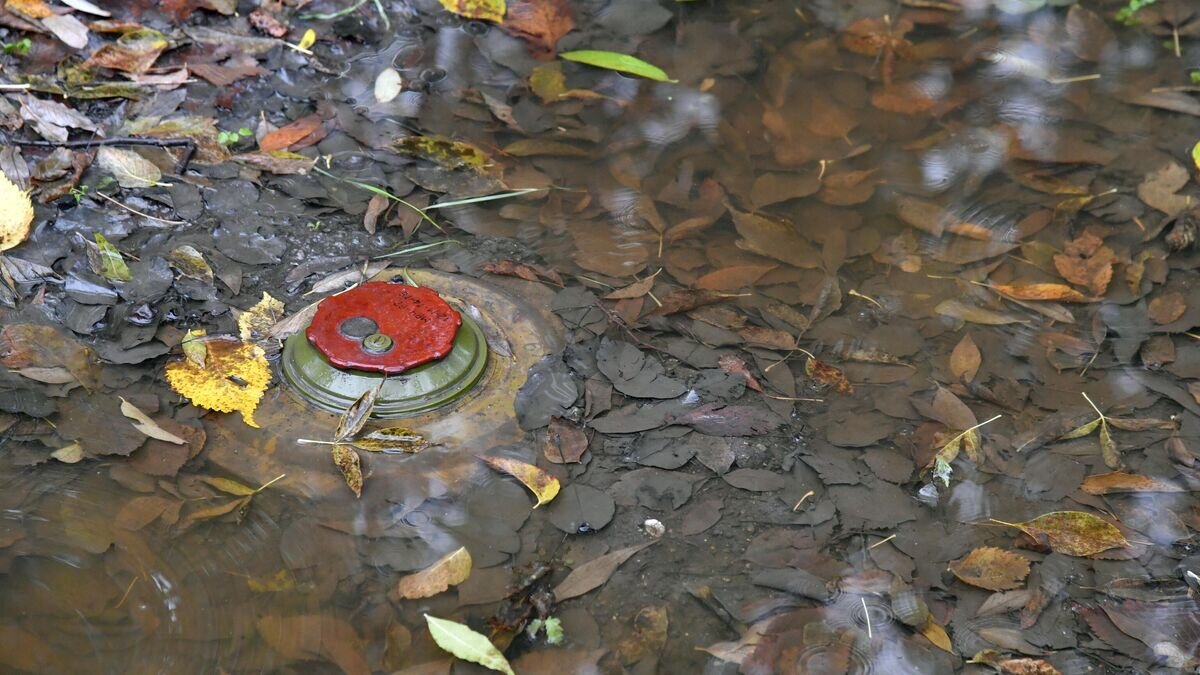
438 0 505 22
479 455 560 507
1193 140 1200 172
0 169 34 252
395 546 473 599
238 292 285 343
297 28 316 51
164 337 271 427
918 616 954 654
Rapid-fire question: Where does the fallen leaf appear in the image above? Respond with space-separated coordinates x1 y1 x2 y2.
238 292 285 343
425 615 515 675
0 169 33 251
603 276 656 300
669 404 785 436
391 135 489 172
438 0 505 22
247 569 296 592
182 329 207 367
335 381 383 442
0 323 101 389
805 356 853 394
1137 161 1192 217
928 387 978 430
480 455 560 507
259 115 323 152
1080 471 1184 494
51 443 83 463
969 650 1062 675
351 427 430 454
96 146 164 189
559 50 675 82
694 265 775 291
375 68 405 103
729 207 820 269
542 416 588 463
90 233 133 282
396 547 473 599
41 13 90 49
258 614 371 675
1053 231 1116 297
613 606 668 665
169 245 215 285
718 354 764 393
935 299 1024 325
83 28 169 75
199 475 257 496
119 397 186 445
164 337 271 427
501 0 573 57
182 495 251 525
1148 291 1187 325
918 616 954 654
332 444 363 498
950 334 981 382
115 495 176 530
553 542 653 600
948 547 1031 591
991 511 1129 557
991 283 1091 303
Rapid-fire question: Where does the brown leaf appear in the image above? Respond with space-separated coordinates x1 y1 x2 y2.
929 387 977 430
259 115 323 152
950 334 981 383
257 614 370 675
935 299 1024 325
395 547 473 599
115 496 176 530
83 29 169 75
918 616 954 654
363 194 388 234
0 323 101 390
728 207 821 269
1066 5 1116 62
991 283 1091 303
553 542 654 600
1147 291 1187 325
500 0 574 57
332 445 363 498
992 511 1128 557
694 265 776 291
1080 471 1184 494
603 276 656 300
542 416 588 464
805 356 853 394
1053 231 1116 297
738 326 798 350
948 547 1031 591
335 382 383 442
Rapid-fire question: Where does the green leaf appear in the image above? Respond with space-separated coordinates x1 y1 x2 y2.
425 614 515 675
560 50 676 83
543 616 564 645
93 233 132 282
1060 417 1101 440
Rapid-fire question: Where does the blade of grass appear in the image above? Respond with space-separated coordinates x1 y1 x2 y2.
373 239 461 259
313 166 442 234
425 188 545 210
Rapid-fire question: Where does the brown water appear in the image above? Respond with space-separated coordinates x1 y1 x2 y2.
3 0 1200 673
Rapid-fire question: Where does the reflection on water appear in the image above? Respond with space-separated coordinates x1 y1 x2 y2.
4 0 1200 672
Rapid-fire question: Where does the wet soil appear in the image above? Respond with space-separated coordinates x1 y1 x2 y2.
3 0 1200 673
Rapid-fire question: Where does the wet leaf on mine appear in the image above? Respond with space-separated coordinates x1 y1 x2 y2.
0 169 33 252
92 233 132 282
425 614 515 675
238 291 285 343
168 244 215 284
438 0 505 22
804 356 853 394
480 455 560 507
395 546 473 599
164 336 271 427
351 427 430 454
948 547 1031 591
334 381 384 442
331 444 363 498
390 135 489 172
559 49 675 82
119 396 186 444
991 511 1129 557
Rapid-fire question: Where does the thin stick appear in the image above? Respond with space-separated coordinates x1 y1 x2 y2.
792 490 815 512
0 83 31 90
1081 391 1105 419
255 473 287 493
0 133 197 172
93 191 187 225
869 534 896 549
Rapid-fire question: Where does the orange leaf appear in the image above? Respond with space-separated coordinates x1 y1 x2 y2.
805 356 853 394
991 283 1091 303
259 115 323 152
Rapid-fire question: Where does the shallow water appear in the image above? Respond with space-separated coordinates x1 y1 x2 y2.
3 0 1200 673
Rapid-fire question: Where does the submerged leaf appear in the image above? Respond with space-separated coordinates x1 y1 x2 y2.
425 614 515 675
805 356 853 394
480 455 560 507
92 233 132 282
331 444 363 498
560 50 675 82
918 616 954 654
119 396 186 444
199 475 257 496
352 427 430 454
948 547 1031 591
992 511 1128 557
164 337 271 427
1080 471 1184 494
238 292 285 343
553 542 654 600
0 169 33 252
395 547 473 599
1059 417 1101 439
990 283 1091 303
391 135 489 172
439 0 505 22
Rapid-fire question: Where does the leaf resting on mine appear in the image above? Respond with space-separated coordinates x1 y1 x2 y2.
395 546 473 599
164 337 270 427
479 455 560 507
425 614 515 675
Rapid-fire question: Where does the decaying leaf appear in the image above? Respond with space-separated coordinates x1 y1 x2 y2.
92 233 132 282
335 381 384 442
425 614 515 675
199 475 257 496
0 169 34 252
542 416 588 463
395 547 473 599
96 146 165 189
990 283 1091 303
948 547 1031 591
438 0 505 23
969 650 1062 675
238 292 285 342
612 605 668 665
169 245 215 284
479 455 560 507
351 427 430 454
1148 291 1187 325
164 337 271 427
119 397 186 445
0 323 101 390
1080 471 1184 494
247 569 296 593
1053 231 1116 297
391 135 489 172
991 511 1129 557
805 355 853 394
332 444 363 498
936 299 1024 325
182 495 252 526
553 542 654 600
